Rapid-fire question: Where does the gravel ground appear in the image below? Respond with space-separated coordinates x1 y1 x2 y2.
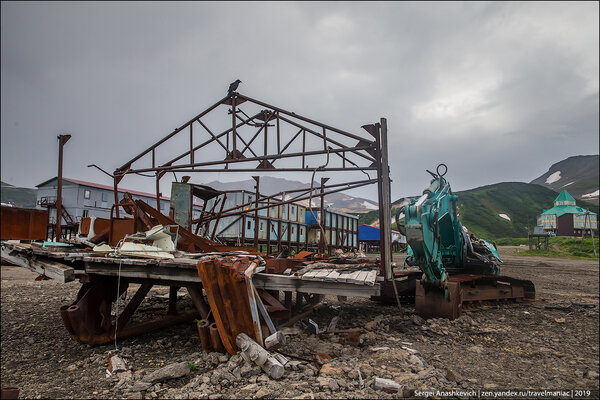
1 249 599 399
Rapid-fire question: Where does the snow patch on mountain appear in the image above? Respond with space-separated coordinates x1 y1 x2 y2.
582 190 599 198
545 171 561 184
498 213 511 221
362 201 378 210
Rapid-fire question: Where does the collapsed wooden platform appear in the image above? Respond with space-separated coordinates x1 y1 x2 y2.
1 241 382 352
1 242 381 297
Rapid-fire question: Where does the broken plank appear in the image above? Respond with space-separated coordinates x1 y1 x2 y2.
1 247 75 283
312 269 333 280
300 270 320 280
253 273 380 298
84 261 203 283
323 270 341 282
336 270 355 283
349 270 370 285
343 270 362 284
364 270 378 286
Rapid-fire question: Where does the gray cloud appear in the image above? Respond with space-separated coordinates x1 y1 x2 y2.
1 1 598 201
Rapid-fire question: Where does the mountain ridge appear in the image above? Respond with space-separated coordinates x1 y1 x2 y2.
201 176 379 213
530 155 598 205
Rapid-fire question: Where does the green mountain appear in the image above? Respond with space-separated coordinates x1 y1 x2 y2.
530 155 599 205
456 182 597 239
1 181 38 208
356 182 599 239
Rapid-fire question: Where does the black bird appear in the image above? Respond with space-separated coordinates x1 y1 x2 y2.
227 79 242 96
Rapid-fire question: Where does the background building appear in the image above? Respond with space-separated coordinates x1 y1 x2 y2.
305 208 359 253
358 224 406 253
36 177 202 229
205 190 307 254
537 190 597 236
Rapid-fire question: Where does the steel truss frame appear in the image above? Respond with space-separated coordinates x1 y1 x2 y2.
110 91 393 279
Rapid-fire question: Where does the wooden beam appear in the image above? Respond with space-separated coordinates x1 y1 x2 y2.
1 247 75 283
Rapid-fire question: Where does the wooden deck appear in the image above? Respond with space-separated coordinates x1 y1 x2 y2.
1 242 381 298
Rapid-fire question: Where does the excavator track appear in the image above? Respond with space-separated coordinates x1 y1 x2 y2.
415 274 535 319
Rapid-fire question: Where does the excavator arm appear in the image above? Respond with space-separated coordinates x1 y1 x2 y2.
397 165 522 317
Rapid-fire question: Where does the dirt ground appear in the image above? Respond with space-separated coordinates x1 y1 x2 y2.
1 248 599 399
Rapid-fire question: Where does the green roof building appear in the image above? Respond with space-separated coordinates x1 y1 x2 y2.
537 190 597 236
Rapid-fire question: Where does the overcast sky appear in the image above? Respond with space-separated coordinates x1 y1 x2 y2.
1 1 598 202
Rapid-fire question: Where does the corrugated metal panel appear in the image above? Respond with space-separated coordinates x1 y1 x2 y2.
290 223 298 242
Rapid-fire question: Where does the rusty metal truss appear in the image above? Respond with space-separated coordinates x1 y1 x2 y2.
109 91 393 279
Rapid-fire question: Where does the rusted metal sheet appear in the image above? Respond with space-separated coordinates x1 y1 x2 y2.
0 206 48 240
80 217 92 235
294 251 314 259
108 218 138 247
196 256 262 354
265 258 301 274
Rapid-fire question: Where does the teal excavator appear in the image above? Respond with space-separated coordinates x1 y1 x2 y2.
396 164 535 319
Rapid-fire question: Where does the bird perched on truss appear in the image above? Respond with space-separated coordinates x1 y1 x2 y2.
227 79 242 96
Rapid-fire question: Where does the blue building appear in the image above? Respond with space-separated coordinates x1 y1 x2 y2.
358 224 405 252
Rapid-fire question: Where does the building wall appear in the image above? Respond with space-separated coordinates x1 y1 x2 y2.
205 191 307 252
37 178 178 225
538 214 557 230
573 214 598 229
305 208 359 252
556 214 574 236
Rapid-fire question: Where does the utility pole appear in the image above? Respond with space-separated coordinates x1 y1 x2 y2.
56 134 71 241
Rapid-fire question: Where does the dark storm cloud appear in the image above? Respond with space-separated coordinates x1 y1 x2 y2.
1 2 598 201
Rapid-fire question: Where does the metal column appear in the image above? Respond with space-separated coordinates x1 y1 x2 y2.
56 134 71 241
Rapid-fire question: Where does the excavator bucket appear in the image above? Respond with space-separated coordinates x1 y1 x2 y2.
415 275 535 319
415 280 462 319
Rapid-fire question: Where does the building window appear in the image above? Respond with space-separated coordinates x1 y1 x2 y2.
260 222 264 230
82 210 89 218
300 227 304 235
291 227 295 234
101 192 108 202
247 221 251 230
84 190 91 199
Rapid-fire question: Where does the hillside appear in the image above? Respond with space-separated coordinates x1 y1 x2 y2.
530 155 599 205
456 182 597 239
202 176 378 213
357 182 599 239
1 181 38 208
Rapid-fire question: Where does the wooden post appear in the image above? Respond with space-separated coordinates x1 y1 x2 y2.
379 118 393 280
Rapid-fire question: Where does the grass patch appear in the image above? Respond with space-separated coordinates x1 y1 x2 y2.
504 236 599 259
